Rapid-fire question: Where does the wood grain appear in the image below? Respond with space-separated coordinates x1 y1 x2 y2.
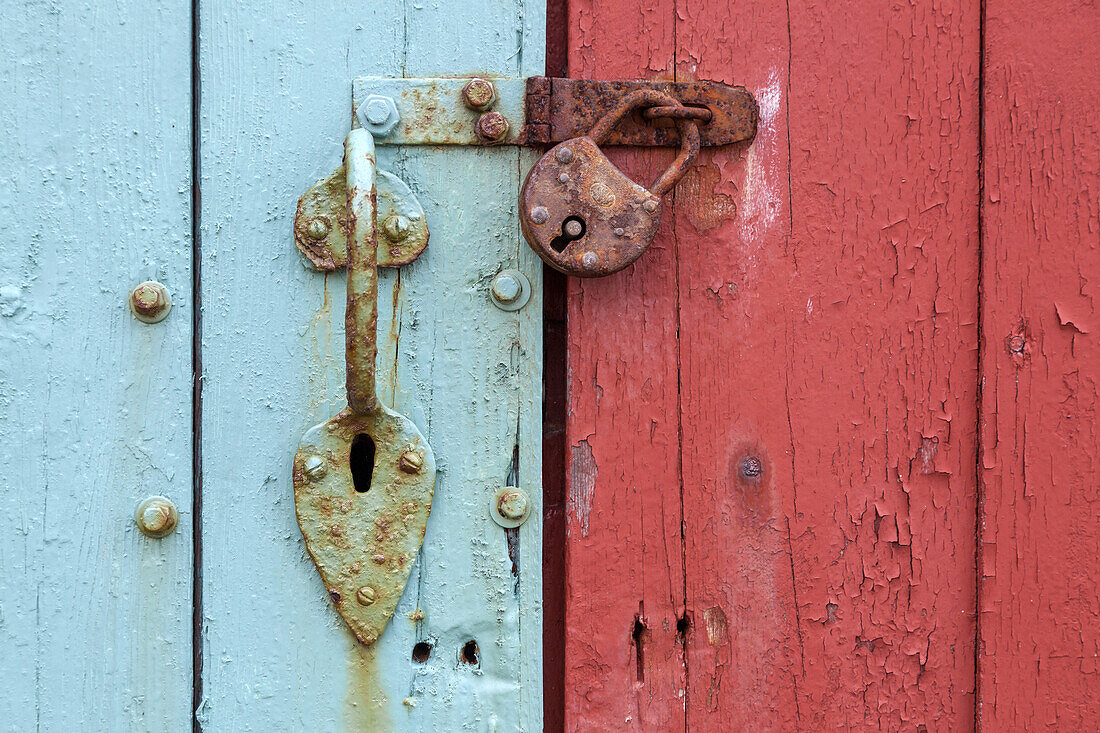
565 0 981 729
978 0 1100 728
198 1 545 729
0 1 194 729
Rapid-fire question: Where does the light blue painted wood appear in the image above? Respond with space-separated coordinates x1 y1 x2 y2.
198 1 544 730
0 1 194 730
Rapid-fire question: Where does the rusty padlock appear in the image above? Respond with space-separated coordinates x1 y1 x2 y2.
520 90 702 277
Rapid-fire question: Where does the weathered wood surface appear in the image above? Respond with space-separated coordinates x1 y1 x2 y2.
0 0 194 730
565 0 981 729
978 0 1100 728
198 1 544 729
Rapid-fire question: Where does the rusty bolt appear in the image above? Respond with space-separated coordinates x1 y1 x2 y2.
307 217 330 240
643 199 659 213
529 206 549 225
555 146 574 164
303 454 327 481
399 449 424 474
134 496 179 538
491 486 531 527
740 456 763 478
475 111 510 143
462 78 497 110
382 214 411 242
356 586 377 606
355 94 400 137
130 281 171 323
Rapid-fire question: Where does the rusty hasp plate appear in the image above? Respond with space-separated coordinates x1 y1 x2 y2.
525 76 758 147
294 167 428 271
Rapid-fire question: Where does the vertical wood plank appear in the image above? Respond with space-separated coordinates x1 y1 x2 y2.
199 1 544 729
564 2 688 731
565 0 981 729
979 1 1100 728
0 1 194 729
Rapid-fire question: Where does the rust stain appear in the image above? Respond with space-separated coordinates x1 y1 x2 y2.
346 644 390 730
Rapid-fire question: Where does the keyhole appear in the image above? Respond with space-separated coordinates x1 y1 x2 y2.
350 434 376 493
549 216 586 253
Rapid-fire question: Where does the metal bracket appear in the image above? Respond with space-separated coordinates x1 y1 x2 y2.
294 166 429 271
351 76 758 148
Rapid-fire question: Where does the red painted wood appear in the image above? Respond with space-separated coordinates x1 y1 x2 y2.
565 0 982 729
978 0 1100 728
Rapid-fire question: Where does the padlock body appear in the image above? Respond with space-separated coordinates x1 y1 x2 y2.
520 137 663 277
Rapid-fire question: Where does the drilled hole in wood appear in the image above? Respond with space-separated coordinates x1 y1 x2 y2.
460 640 480 665
350 434 376 493
549 216 585 253
677 612 691 637
412 641 432 663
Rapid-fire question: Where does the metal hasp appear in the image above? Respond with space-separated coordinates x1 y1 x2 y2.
292 129 436 646
350 76 757 147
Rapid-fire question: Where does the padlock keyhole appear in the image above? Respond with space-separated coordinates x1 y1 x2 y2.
549 216 586 253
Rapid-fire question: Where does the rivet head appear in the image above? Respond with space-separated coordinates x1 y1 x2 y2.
581 251 598 269
475 111 510 143
529 206 549 225
303 454 327 481
643 199 659 213
740 456 763 478
356 586 377 605
399 450 424 474
558 172 570 183
382 214 411 242
307 217 330 240
614 227 625 237
135 496 178 538
491 272 522 304
462 78 497 110
555 146 574 163
564 219 584 238
130 281 171 323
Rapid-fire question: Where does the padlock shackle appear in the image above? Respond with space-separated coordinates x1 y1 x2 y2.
588 90 701 196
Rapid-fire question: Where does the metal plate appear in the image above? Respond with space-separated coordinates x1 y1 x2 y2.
294 168 428 271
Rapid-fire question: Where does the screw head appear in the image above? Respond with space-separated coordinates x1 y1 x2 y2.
399 450 424 474
555 146 574 163
356 586 377 606
135 496 179 538
130 281 171 323
490 486 531 527
740 456 763 478
529 206 549 225
462 78 497 110
307 217 330 240
382 214 411 242
475 111 510 143
303 454 327 481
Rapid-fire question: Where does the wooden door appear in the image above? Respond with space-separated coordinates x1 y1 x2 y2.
556 0 1099 730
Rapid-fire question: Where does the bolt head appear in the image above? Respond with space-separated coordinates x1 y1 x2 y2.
462 78 497 110
303 454 327 481
643 199 659 213
356 94 400 137
475 111 510 143
134 496 179 538
307 217 330 240
399 450 424 474
497 489 528 520
555 146 574 163
529 206 549 225
356 586 377 606
130 281 171 323
740 456 763 478
382 214 411 242
491 272 522 304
